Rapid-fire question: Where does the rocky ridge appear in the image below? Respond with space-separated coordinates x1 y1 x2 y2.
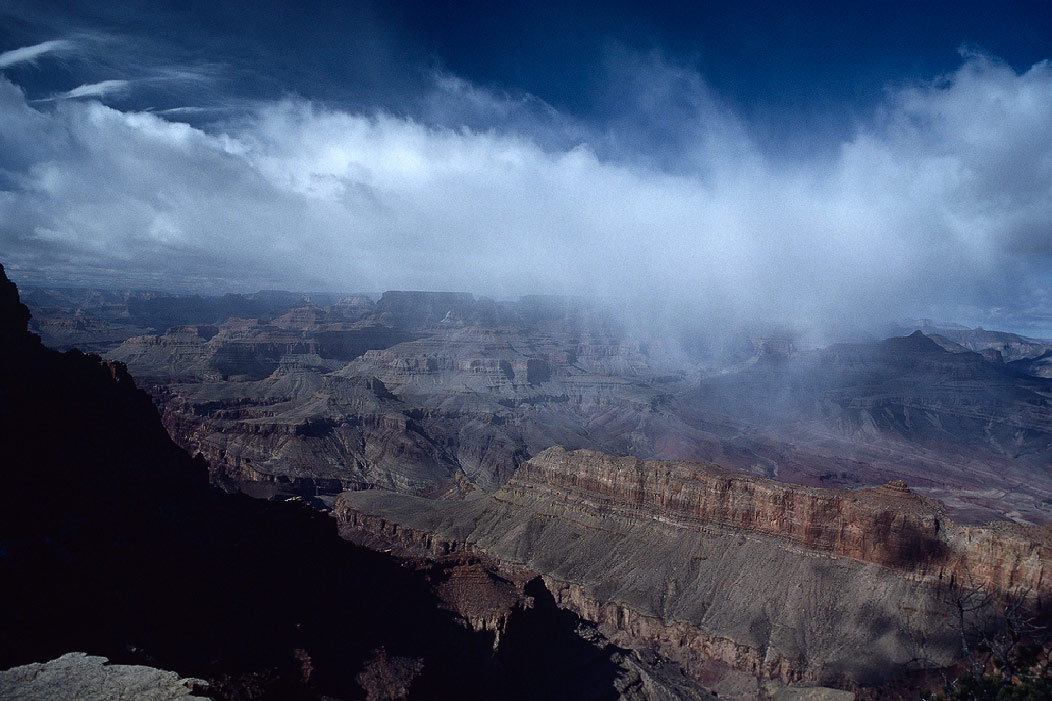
685 331 1052 523
90 293 1052 523
507 448 1052 595
117 296 704 503
15 277 1052 695
902 321 1052 364
335 447 1052 695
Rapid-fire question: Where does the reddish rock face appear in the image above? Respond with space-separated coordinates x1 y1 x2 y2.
513 448 942 566
510 448 1052 599
335 447 1052 693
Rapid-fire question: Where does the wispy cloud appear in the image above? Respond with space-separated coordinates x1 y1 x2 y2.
45 78 130 101
30 66 221 106
150 106 211 115
0 39 74 69
1 32 224 113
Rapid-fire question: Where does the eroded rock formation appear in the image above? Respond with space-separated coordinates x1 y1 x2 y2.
335 447 1052 695
23 282 1052 523
84 291 1052 523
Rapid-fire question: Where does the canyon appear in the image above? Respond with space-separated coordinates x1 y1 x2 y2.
0 267 716 700
12 280 1052 697
84 288 1052 525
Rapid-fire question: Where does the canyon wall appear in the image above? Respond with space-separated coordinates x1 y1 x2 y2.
511 448 1052 596
335 447 1052 693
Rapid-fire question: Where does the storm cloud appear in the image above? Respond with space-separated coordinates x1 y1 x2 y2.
1 48 1051 335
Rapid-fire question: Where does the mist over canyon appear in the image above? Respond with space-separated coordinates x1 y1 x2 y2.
25 283 1050 523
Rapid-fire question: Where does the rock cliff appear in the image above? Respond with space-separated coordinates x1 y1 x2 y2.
686 331 1052 523
335 447 1052 694
105 299 1052 523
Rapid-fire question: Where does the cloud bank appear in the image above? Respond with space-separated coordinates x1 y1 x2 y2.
1 51 1051 335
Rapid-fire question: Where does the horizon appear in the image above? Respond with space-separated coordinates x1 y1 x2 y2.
14 274 1051 344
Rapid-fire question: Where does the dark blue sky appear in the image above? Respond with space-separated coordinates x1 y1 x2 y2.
1 1 1052 336
398 1 1050 112
4 1 1050 133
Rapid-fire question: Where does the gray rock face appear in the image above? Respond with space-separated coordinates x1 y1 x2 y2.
122 300 695 502
154 316 1052 523
0 652 209 700
684 331 1052 523
1011 349 1052 378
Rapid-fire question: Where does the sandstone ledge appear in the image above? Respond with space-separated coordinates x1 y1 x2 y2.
334 447 1052 691
508 447 1052 598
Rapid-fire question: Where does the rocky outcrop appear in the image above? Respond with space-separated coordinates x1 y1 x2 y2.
110 313 421 382
904 322 1052 364
158 371 469 500
1011 349 1052 379
152 318 1052 521
0 653 210 700
334 447 1052 694
374 290 481 327
29 283 1052 521
133 308 696 498
686 331 1052 523
27 311 148 352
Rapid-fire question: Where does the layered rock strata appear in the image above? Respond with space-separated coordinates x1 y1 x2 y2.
130 307 696 501
513 448 1051 596
335 447 1052 693
26 285 1052 522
